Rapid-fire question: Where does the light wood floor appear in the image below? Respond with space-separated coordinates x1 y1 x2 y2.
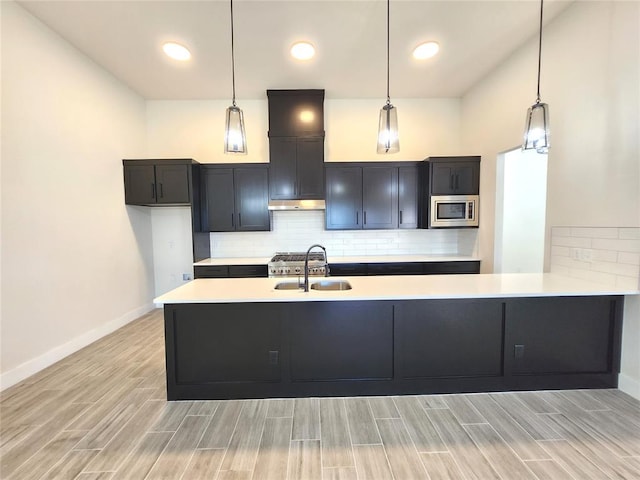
1 309 640 480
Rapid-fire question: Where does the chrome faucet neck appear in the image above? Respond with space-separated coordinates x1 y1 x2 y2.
304 244 327 292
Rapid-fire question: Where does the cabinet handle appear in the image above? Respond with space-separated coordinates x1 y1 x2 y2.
238 213 242 227
151 183 156 199
231 213 235 227
159 183 164 198
400 211 403 224
356 211 359 225
364 211 367 225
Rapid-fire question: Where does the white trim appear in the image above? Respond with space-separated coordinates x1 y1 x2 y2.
0 304 154 391
618 373 640 401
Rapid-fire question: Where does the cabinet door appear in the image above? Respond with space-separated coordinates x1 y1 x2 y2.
203 168 235 232
398 299 504 379
506 297 615 375
325 167 362 229
296 137 325 199
362 166 398 229
430 164 456 195
398 166 418 229
234 167 271 231
289 302 394 381
453 162 480 195
170 303 281 384
155 164 190 204
269 137 297 200
194 265 229 278
124 164 156 205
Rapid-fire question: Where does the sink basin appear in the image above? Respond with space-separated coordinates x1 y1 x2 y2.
310 280 352 291
274 281 303 290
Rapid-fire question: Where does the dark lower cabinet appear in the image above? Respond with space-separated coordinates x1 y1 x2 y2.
288 302 393 381
163 295 623 400
506 296 617 375
194 264 268 279
397 300 503 379
167 303 282 386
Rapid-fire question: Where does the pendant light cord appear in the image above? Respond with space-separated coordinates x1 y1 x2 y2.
386 0 391 105
536 0 544 103
230 0 237 107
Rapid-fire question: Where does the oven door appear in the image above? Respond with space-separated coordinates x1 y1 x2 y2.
430 195 479 228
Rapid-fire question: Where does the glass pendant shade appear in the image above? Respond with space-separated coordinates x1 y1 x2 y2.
377 103 399 154
522 101 550 154
224 105 247 154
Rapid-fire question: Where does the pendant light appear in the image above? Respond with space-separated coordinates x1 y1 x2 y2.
377 0 399 154
224 0 247 154
522 0 550 154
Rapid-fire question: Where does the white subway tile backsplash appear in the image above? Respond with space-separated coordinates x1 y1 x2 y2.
210 210 477 258
551 226 640 290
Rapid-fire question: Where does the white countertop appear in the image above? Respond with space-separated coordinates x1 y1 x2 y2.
194 254 480 266
154 273 639 304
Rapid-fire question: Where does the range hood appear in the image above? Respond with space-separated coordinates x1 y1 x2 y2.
268 199 326 211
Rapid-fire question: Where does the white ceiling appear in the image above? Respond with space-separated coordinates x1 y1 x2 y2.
18 0 573 100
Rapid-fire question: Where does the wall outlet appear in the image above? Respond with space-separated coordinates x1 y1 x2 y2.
571 248 593 263
182 273 192 281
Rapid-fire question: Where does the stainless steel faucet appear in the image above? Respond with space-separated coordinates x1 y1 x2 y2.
304 244 329 292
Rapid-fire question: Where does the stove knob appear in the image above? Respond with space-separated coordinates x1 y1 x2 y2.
294 267 301 274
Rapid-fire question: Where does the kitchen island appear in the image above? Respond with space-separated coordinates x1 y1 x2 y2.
154 274 636 400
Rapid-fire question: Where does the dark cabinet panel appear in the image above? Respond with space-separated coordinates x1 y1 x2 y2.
288 302 394 381
296 137 325 199
123 161 191 206
398 166 418 229
228 265 268 278
194 265 230 278
506 297 615 375
267 89 324 137
429 157 480 196
423 261 481 275
325 166 362 229
269 137 324 200
170 303 282 384
203 168 235 232
155 164 190 204
269 137 297 199
362 166 398 229
202 165 270 232
367 263 423 275
234 167 270 231
328 263 368 276
124 164 156 205
398 299 504 379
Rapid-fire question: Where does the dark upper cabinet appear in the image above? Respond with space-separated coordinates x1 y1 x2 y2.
267 89 324 137
202 165 270 232
269 137 324 200
428 156 480 195
398 166 418 229
267 90 325 201
325 163 417 230
325 166 362 229
123 160 192 206
362 166 398 229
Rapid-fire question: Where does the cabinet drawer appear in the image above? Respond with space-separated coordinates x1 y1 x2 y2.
423 261 480 274
228 265 268 278
367 263 423 275
329 263 368 276
194 265 229 278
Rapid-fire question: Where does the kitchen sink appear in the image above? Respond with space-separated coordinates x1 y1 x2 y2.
274 281 303 290
310 280 352 291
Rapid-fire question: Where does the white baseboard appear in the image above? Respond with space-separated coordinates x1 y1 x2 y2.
0 303 154 391
618 373 640 401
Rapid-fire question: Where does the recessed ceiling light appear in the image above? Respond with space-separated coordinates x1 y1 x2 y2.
162 42 191 61
290 42 315 60
413 41 440 60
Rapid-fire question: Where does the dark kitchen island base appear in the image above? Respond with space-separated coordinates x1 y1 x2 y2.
163 296 623 400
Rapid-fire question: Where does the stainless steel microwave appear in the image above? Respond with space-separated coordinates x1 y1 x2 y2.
430 195 479 228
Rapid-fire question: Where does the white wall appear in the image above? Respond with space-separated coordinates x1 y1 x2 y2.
461 1 640 398
147 98 464 163
1 2 154 388
495 149 547 273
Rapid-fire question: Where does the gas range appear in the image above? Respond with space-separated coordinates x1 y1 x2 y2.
268 252 327 277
